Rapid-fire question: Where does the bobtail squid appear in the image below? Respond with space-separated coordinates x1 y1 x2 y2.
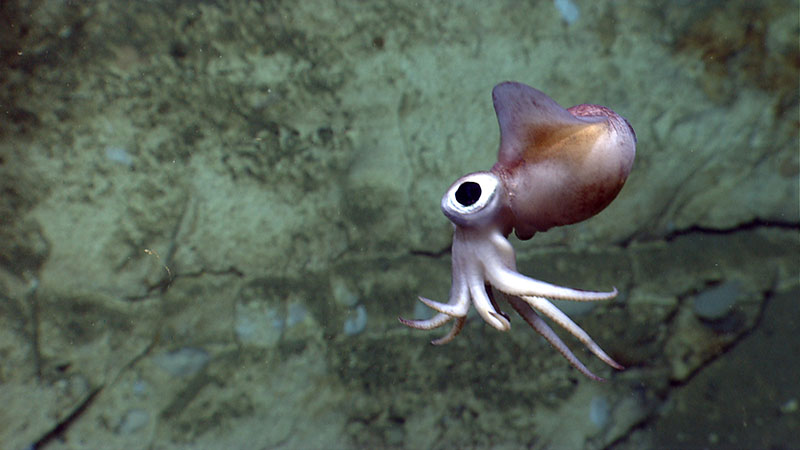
400 81 636 381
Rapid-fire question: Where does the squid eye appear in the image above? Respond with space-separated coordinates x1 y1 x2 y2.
455 181 482 207
441 171 504 228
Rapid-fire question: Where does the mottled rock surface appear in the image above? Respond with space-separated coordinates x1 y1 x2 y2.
0 0 797 448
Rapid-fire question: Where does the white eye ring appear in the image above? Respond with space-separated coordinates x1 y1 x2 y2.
441 171 504 228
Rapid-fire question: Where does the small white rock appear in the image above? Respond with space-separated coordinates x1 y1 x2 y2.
153 347 209 377
118 409 150 434
331 277 360 307
105 146 134 167
589 395 610 428
554 0 580 25
343 304 367 336
780 398 798 414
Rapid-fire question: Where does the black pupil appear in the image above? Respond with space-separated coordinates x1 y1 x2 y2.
455 181 482 207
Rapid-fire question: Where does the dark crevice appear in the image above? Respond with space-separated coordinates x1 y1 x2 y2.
411 218 799 257
30 322 159 449
670 289 774 388
603 283 778 450
409 243 451 258
125 266 245 301
618 218 798 248
663 219 799 242
30 386 104 450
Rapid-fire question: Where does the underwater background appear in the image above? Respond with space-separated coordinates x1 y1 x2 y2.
1 0 798 448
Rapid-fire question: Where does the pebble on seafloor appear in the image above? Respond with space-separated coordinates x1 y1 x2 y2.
343 304 367 336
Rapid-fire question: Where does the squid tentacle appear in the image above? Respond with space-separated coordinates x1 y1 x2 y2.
519 294 624 370
507 295 606 381
398 312 452 330
487 263 618 301
431 317 466 345
469 281 511 331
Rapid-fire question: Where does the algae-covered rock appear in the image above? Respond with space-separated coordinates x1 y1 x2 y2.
0 0 797 448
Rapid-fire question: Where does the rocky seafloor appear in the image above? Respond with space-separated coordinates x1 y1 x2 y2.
1 1 797 448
